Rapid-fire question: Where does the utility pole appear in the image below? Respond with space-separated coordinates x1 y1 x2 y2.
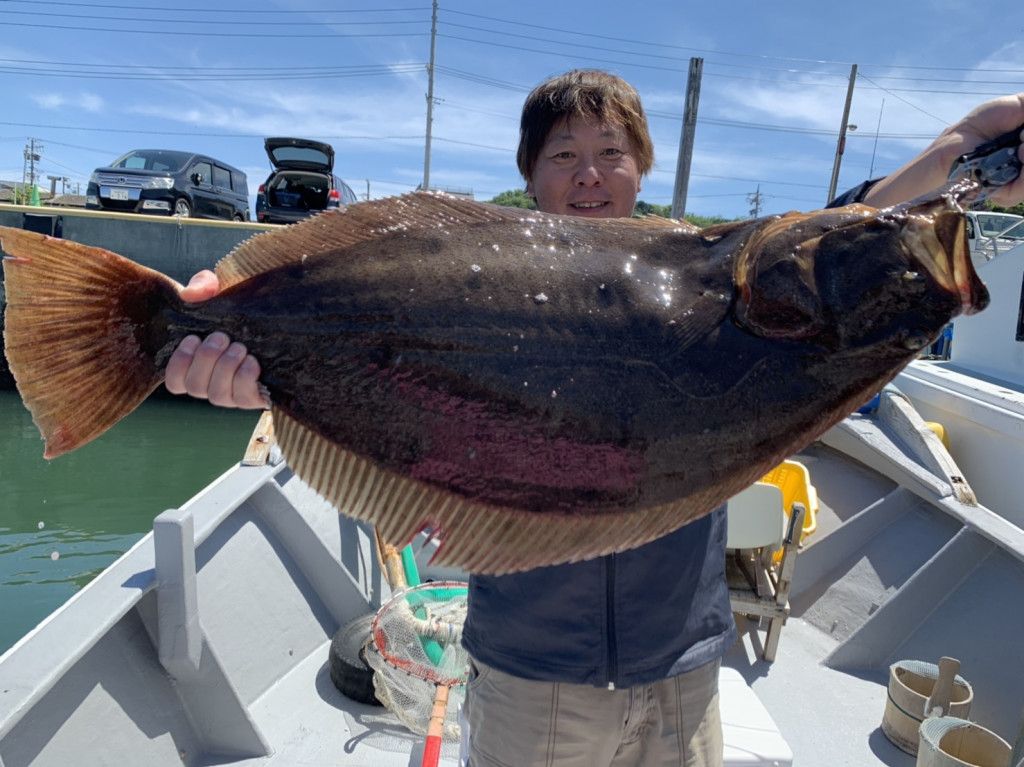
25 138 42 188
671 57 703 220
21 138 42 203
747 185 764 218
422 0 438 193
827 64 857 203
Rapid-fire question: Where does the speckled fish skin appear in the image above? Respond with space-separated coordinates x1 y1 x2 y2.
152 186 984 514
0 185 988 571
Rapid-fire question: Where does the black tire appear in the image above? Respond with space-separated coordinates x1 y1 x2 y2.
329 613 381 706
173 197 192 217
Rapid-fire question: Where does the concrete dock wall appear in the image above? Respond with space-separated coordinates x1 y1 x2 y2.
0 204 280 386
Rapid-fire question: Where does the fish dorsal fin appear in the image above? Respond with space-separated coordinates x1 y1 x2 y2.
214 193 538 290
214 195 700 290
629 214 701 233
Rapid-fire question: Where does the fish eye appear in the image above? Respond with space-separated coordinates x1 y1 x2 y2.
900 329 933 351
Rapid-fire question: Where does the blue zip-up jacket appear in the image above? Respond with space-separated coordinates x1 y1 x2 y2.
462 505 735 689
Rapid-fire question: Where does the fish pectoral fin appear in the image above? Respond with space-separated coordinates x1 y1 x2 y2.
666 294 732 352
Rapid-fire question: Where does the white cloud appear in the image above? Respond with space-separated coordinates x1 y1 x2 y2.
78 93 104 113
31 92 104 112
32 93 64 109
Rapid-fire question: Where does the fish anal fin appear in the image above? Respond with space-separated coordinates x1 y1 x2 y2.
271 405 714 574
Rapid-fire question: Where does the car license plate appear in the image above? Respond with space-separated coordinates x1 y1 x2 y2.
109 188 130 201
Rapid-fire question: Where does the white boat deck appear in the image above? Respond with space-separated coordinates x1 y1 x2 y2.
3 383 1024 766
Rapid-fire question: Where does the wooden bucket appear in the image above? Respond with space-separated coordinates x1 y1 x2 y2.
916 717 1011 767
882 658 974 756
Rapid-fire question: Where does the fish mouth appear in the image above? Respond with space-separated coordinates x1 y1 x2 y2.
733 181 990 345
896 184 989 316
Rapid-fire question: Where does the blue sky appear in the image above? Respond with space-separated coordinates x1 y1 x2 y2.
2 0 1022 220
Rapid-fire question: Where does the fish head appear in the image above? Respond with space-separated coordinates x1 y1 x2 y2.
733 181 989 358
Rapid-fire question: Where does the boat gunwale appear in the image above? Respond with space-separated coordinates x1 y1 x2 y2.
0 460 287 740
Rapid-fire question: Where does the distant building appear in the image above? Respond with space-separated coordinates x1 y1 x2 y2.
44 193 87 208
0 180 84 206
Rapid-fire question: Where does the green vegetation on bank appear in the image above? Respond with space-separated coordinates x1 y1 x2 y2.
488 189 740 226
977 199 1024 217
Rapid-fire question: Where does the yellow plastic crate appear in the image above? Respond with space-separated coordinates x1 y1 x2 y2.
924 421 950 450
759 459 818 542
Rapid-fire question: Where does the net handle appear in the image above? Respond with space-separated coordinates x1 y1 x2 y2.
422 684 450 767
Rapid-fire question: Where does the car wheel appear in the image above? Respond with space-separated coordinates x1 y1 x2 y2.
173 198 192 217
232 213 244 222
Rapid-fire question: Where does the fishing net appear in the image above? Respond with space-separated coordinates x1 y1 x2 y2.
365 581 470 742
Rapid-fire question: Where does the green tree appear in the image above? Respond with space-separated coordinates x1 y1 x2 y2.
634 200 671 217
980 199 1024 217
489 189 537 210
633 200 740 227
684 213 735 228
490 189 742 226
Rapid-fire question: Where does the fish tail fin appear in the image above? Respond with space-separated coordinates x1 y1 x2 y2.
1 227 177 458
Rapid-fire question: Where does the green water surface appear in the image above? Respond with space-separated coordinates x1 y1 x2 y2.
0 389 260 655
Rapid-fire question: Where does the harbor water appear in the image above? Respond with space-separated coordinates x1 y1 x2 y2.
0 388 261 655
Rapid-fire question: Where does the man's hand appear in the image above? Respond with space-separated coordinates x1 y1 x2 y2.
164 271 268 409
864 93 1024 209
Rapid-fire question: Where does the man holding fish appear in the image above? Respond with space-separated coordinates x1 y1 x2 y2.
163 72 1024 766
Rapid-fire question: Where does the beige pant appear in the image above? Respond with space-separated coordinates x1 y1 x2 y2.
464 658 723 767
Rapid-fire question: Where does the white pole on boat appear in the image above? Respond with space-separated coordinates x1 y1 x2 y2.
422 0 438 193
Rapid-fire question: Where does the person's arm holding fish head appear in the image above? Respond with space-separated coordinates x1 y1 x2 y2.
860 92 1024 208
164 270 268 409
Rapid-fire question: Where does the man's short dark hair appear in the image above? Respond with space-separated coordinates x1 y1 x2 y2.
517 69 655 184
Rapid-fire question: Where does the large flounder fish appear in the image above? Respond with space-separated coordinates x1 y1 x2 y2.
0 186 987 574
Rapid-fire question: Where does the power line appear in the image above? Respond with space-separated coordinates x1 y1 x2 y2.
0 21 430 39
1 0 1011 86
0 121 424 142
0 9 427 26
0 1 428 12
0 2 1018 88
0 62 425 82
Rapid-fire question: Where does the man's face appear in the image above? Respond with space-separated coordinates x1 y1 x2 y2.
527 117 643 219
